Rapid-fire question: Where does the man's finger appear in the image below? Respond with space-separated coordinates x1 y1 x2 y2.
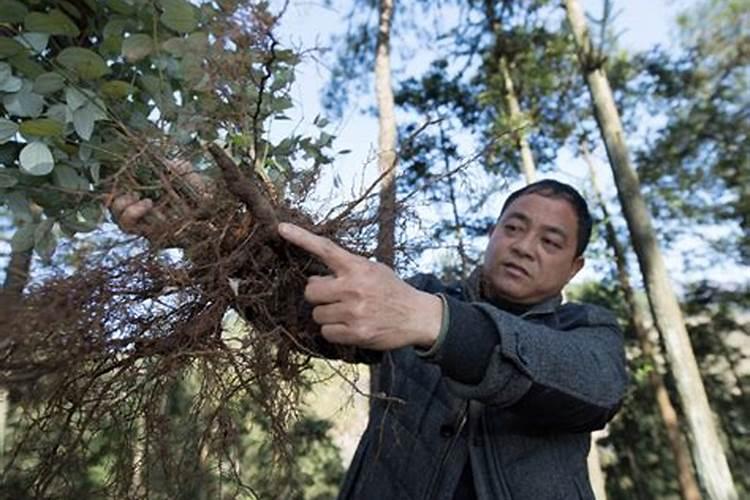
278 223 357 274
320 323 351 344
118 199 154 229
312 302 351 325
110 193 140 219
165 159 212 199
305 275 340 304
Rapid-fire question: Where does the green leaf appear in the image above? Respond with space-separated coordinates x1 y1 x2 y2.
60 203 100 233
10 222 35 252
65 86 94 110
162 37 187 57
0 38 25 59
72 105 96 140
88 161 100 184
0 0 28 23
53 164 87 190
107 0 135 15
0 61 21 91
0 168 18 188
103 18 130 39
271 68 294 92
33 72 66 94
270 96 293 113
99 35 123 57
45 103 67 123
57 47 110 80
100 80 135 99
3 85 45 118
19 118 65 137
0 75 22 92
4 191 32 223
59 1 83 20
78 142 92 161
14 33 49 54
0 119 19 143
25 9 80 36
313 115 329 128
19 141 54 176
7 54 45 78
186 32 209 55
319 131 335 147
159 0 198 33
0 61 11 81
122 33 154 62
34 218 57 261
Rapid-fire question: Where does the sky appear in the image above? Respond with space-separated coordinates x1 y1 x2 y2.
267 0 727 285
267 0 749 290
3 1 744 291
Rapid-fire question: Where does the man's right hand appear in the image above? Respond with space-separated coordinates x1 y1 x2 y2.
110 193 157 234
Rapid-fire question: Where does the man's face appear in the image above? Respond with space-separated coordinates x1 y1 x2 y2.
482 193 584 305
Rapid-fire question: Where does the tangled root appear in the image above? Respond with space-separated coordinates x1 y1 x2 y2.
0 144 369 498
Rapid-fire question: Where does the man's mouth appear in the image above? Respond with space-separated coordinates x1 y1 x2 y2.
503 262 530 277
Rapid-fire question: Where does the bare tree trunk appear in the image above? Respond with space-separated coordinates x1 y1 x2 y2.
583 143 702 500
483 0 537 184
374 0 397 268
588 431 608 499
1 247 33 463
498 56 537 184
565 2 737 497
130 415 146 498
371 0 398 398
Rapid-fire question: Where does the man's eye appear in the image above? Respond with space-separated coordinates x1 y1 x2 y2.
543 238 562 249
504 224 518 233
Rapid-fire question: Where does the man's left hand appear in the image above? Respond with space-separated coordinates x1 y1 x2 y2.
278 223 442 351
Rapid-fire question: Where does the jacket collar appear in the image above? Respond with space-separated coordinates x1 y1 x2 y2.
464 267 562 318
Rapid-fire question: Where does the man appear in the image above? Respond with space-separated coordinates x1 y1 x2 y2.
277 179 626 500
115 179 627 499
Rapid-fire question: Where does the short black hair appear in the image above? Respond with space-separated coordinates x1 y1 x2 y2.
499 179 593 257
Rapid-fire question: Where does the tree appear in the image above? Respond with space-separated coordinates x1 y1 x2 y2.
633 0 749 264
582 140 701 500
374 0 398 268
564 0 738 497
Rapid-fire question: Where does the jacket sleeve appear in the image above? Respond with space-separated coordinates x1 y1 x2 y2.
423 295 627 433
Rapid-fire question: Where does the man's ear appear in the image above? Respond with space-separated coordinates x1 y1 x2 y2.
568 256 585 281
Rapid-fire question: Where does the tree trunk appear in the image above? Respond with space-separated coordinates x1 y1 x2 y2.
371 0 398 397
374 0 397 268
583 143 702 500
498 56 537 184
588 431 608 499
564 2 737 498
483 0 537 184
1 247 33 463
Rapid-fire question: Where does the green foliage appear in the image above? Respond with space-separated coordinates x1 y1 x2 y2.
0 2 345 496
0 0 336 264
633 0 750 263
569 279 750 499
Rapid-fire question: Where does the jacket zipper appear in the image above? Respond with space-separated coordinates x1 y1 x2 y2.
422 403 469 500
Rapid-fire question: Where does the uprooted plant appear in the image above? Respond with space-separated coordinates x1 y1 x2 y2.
0 1 375 497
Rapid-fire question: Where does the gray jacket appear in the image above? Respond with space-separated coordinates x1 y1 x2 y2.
337 272 628 500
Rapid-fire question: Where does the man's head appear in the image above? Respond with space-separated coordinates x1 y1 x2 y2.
482 180 592 305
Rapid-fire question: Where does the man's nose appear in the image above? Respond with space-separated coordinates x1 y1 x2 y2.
510 234 534 260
